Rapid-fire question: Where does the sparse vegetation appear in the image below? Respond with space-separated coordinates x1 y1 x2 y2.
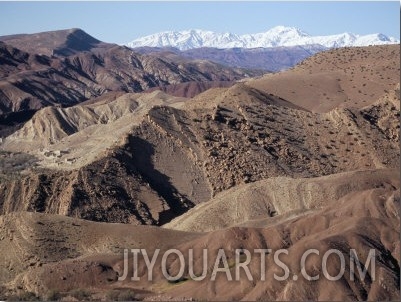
69 289 91 301
0 151 39 180
8 291 39 301
45 289 61 301
106 289 136 301
0 34 399 302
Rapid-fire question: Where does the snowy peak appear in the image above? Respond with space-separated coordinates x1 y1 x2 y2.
264 25 310 38
128 29 242 50
127 26 399 50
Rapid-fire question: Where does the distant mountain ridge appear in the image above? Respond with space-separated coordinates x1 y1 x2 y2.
0 28 263 137
134 44 328 72
127 25 399 50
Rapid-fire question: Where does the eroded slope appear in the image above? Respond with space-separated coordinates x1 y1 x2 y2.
0 171 398 301
247 45 400 112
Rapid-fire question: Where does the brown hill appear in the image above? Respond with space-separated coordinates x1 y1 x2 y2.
164 169 399 232
0 44 399 301
247 44 400 112
0 29 263 139
0 168 398 300
0 77 398 224
144 80 236 98
0 39 259 116
0 28 109 57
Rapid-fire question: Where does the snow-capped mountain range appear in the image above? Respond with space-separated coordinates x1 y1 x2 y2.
126 26 399 50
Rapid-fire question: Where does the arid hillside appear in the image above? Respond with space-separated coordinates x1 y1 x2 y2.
0 37 258 115
0 77 398 224
0 29 262 140
0 170 398 301
248 44 400 112
0 28 108 56
164 169 399 232
144 80 236 98
0 44 399 301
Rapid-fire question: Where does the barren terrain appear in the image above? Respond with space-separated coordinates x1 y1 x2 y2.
0 29 261 139
0 32 399 301
248 45 400 112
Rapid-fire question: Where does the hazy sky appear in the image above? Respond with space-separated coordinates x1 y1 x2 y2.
0 1 399 44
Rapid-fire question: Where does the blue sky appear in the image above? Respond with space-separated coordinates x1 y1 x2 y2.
0 1 399 44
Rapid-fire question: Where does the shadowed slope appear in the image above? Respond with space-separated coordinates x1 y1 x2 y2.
0 76 399 224
164 169 399 232
0 173 398 300
0 29 262 122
